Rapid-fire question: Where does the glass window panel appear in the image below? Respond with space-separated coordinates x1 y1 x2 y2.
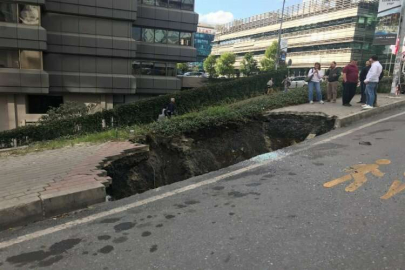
19 5 40 25
181 0 194 11
132 61 142 75
27 95 64 114
133 27 142 41
20 50 42 70
0 3 17 23
155 29 167 44
142 28 155 43
0 50 20 68
153 63 166 76
169 0 181 9
180 32 192 46
142 0 155 5
141 62 154 75
168 31 180 45
156 0 169 7
167 63 176 76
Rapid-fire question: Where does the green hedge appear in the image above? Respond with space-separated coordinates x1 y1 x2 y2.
0 71 286 148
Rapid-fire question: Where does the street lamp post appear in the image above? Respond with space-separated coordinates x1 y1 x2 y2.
275 0 286 71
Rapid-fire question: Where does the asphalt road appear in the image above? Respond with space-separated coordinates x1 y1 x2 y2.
1 108 405 270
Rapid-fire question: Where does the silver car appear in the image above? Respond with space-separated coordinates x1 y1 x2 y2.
289 76 308 89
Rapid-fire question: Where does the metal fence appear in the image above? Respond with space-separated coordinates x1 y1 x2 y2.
215 0 378 36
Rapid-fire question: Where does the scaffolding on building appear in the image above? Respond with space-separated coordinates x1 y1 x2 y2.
215 0 378 36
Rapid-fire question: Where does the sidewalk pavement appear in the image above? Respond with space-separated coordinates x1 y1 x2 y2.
0 142 147 230
269 94 405 127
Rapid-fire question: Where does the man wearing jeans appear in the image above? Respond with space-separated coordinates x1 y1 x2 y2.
325 61 341 103
363 56 383 110
342 60 359 107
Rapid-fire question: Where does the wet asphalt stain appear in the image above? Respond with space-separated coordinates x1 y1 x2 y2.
229 213 235 216
98 235 112 241
261 174 275 181
375 138 385 140
150 245 158 253
228 191 261 198
287 215 298 219
114 222 136 233
6 238 82 268
137 222 152 229
156 224 163 228
184 200 200 205
288 172 297 176
82 251 89 255
174 204 188 209
98 245 114 254
142 231 152 237
313 162 324 166
165 215 176 219
246 183 262 187
212 186 225 191
99 218 121 224
113 237 128 244
359 141 372 146
224 254 231 263
37 255 64 267
147 215 153 219
368 129 393 135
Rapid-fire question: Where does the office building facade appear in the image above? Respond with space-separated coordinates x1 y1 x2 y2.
211 0 379 76
0 0 198 131
190 23 215 70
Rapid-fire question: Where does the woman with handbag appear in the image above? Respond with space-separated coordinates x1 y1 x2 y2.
306 63 324 104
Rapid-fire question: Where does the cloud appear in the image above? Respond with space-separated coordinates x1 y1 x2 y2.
199 10 234 25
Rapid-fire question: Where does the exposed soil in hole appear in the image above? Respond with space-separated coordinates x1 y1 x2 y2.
105 114 335 200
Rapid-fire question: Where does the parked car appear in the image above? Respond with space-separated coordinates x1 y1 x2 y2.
289 76 308 89
183 72 208 78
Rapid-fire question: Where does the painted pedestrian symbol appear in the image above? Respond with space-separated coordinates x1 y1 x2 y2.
381 173 405 200
324 159 391 192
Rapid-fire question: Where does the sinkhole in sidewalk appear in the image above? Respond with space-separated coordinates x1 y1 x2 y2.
104 113 336 200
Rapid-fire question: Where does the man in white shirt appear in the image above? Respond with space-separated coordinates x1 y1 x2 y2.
363 55 383 110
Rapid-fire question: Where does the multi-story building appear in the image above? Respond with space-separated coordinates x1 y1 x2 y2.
190 23 215 71
0 0 198 131
211 0 379 76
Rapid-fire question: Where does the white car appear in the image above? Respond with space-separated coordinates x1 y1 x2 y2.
289 77 308 89
183 72 208 78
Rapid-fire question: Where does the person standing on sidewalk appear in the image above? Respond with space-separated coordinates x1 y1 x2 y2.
325 61 341 103
342 60 359 107
363 56 383 110
358 61 371 104
282 75 291 93
307 62 324 104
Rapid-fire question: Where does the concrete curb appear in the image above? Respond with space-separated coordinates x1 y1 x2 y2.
335 97 405 128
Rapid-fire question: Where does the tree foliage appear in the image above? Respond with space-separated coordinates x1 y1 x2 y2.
215 52 236 78
177 63 189 74
203 55 217 78
240 52 259 77
260 41 278 71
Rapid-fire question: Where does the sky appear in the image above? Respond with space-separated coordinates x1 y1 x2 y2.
196 0 303 25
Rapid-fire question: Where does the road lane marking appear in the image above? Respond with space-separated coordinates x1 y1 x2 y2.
323 159 391 192
381 180 405 200
1 110 405 250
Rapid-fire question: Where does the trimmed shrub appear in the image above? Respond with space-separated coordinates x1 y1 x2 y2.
0 71 286 147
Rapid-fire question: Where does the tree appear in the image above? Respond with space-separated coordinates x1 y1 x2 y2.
260 41 278 71
215 52 236 78
203 55 217 78
40 102 96 123
240 52 258 77
177 63 189 74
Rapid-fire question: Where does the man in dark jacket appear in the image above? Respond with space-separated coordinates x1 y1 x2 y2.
165 98 176 118
325 61 341 103
342 60 359 106
358 61 371 104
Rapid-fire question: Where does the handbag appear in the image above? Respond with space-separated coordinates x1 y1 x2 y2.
304 69 314 83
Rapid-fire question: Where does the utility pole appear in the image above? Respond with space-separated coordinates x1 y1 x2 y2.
390 0 405 95
275 0 286 71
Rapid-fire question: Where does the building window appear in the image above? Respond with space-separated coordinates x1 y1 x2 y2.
133 27 142 41
141 62 154 75
113 95 126 107
169 0 181 9
0 50 20 69
180 32 192 46
0 3 17 23
20 51 42 70
181 0 194 11
27 95 64 114
155 29 168 44
142 28 155 43
133 61 177 77
142 0 155 5
133 61 142 75
167 63 176 76
153 62 167 76
168 31 180 45
19 5 40 25
156 0 169 7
